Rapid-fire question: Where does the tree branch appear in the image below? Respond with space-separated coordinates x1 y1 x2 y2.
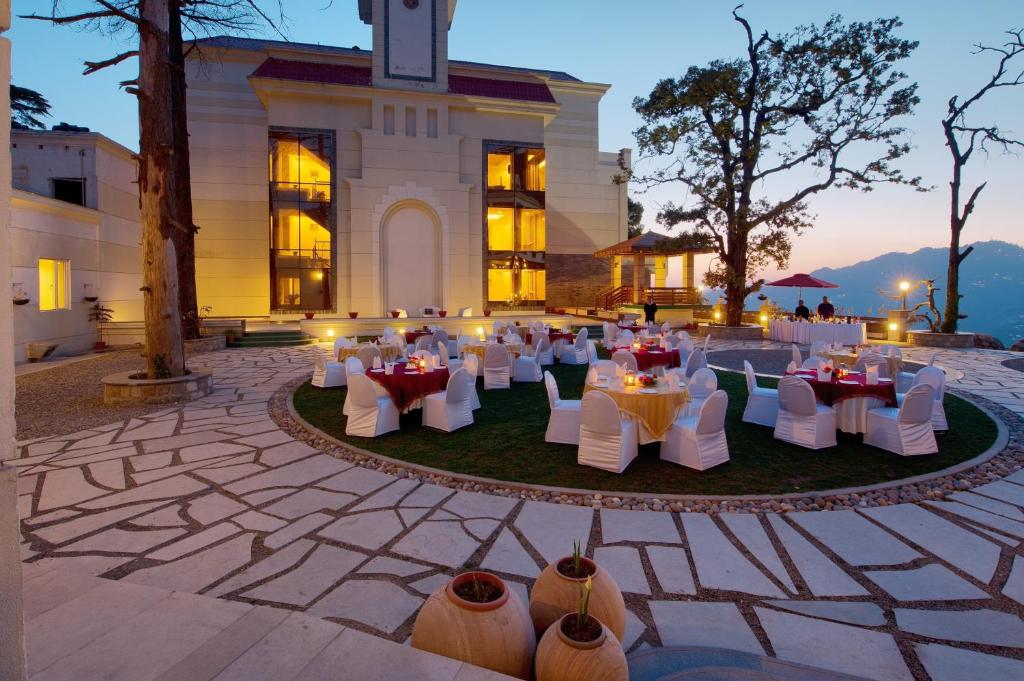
83 50 140 75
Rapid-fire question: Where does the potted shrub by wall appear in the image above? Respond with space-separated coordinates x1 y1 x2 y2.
529 541 626 640
304 312 315 320
390 309 401 318
88 301 114 351
411 571 535 680
439 309 447 318
12 283 29 306
483 308 492 317
348 311 358 319
534 576 627 681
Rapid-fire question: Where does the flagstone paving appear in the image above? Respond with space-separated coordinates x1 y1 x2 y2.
9 342 1024 680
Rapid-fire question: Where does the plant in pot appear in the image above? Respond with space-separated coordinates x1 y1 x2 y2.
529 541 626 641
390 309 401 318
348 311 358 319
304 311 315 320
535 574 627 681
88 301 114 351
11 283 29 306
483 308 492 317
411 571 535 680
438 309 447 318
82 283 99 303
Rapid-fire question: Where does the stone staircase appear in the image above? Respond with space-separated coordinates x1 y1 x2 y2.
227 330 318 348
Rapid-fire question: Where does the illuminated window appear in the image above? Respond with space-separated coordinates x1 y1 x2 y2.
520 149 545 192
519 209 545 251
487 152 512 190
269 129 335 312
486 207 514 251
38 258 70 311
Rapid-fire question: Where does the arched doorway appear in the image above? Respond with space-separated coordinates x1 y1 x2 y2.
382 202 440 314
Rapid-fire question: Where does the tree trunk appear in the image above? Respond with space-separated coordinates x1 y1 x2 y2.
941 223 961 334
138 0 185 378
168 0 200 340
724 234 747 327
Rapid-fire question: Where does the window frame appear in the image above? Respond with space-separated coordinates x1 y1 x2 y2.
38 258 71 312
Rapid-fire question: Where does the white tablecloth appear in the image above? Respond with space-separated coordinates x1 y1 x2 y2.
833 396 886 434
769 320 866 346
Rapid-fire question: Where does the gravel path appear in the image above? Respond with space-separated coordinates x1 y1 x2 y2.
1003 358 1024 373
15 349 160 440
707 348 924 376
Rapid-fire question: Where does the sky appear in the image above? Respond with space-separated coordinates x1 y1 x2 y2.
8 0 1024 283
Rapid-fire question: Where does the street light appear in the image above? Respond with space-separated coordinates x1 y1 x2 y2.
898 280 911 310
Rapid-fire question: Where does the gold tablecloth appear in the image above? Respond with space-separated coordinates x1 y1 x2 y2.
821 352 900 377
338 345 403 363
584 382 691 440
461 344 522 360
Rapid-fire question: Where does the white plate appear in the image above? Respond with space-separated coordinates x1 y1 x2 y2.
370 368 385 373
839 380 858 385
879 378 892 383
592 380 609 387
638 388 657 394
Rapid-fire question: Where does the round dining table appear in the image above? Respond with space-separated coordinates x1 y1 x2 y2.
790 369 897 434
617 346 681 372
366 366 449 412
338 344 403 364
584 378 690 444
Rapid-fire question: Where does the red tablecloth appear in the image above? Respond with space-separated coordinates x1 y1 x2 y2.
404 330 433 345
618 324 644 332
790 370 897 407
367 366 449 411
617 347 680 372
525 331 575 345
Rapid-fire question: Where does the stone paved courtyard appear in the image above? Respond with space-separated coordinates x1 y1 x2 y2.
8 340 1024 680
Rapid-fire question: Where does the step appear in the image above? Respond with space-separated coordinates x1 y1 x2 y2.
628 647 871 681
228 337 318 348
241 331 309 338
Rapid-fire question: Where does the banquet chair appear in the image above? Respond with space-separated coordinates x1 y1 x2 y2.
333 336 355 356
577 390 639 473
437 342 465 375
584 339 599 365
854 353 889 378
559 327 589 365
686 367 718 416
801 357 825 370
312 348 346 388
357 345 382 371
389 334 407 359
663 335 681 350
677 338 695 366
809 340 827 358
897 366 947 431
592 359 618 380
422 368 475 432
774 376 837 450
483 343 511 390
414 335 435 354
342 357 366 416
661 389 730 471
702 334 711 353
864 384 937 456
928 353 937 367
611 349 638 372
544 371 581 445
602 322 618 350
617 329 634 347
683 349 707 378
458 307 473 317
535 334 555 366
514 341 543 383
462 352 482 409
677 330 691 342
742 360 779 427
785 360 798 374
661 321 672 335
345 374 400 438
492 320 503 335
395 308 408 318
791 344 803 369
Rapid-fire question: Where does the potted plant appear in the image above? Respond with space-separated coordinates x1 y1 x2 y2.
88 301 114 351
348 311 358 319
438 309 447 318
390 309 401 318
534 576 627 681
82 283 98 303
529 541 626 640
411 571 534 680
483 308 492 317
11 283 29 306
304 311 315 320
225 328 239 344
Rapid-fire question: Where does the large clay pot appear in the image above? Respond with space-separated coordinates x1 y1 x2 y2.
535 613 628 681
529 556 626 640
411 571 535 680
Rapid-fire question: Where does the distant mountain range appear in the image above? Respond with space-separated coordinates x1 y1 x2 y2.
806 240 1024 345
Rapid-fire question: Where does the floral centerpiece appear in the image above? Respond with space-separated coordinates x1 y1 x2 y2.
638 373 657 387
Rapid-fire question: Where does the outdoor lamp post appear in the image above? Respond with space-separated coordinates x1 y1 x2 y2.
899 280 910 310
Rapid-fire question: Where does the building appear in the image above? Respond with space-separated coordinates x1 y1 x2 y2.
9 128 142 361
185 0 628 319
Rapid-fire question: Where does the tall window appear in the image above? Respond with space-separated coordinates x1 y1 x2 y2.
268 129 335 312
485 144 546 308
38 258 70 311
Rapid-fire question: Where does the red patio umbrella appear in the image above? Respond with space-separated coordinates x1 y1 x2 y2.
767 273 839 301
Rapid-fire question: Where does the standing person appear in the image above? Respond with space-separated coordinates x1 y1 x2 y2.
794 299 810 320
643 293 658 324
817 296 835 320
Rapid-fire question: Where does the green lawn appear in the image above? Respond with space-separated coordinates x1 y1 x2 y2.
292 361 998 496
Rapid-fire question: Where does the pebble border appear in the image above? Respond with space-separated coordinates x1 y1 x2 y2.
270 376 1022 514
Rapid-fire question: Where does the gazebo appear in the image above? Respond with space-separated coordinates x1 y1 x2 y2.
593 232 715 308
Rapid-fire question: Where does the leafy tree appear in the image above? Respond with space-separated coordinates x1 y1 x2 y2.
10 84 51 128
939 30 1023 333
627 197 645 238
624 9 922 326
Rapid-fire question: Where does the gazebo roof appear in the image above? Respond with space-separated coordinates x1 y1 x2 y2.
594 232 716 258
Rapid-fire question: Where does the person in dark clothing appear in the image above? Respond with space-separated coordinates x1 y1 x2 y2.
794 299 810 320
643 294 658 324
817 296 835 320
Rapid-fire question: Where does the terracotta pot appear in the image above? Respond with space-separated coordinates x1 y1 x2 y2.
93 341 107 351
535 613 627 681
390 310 400 318
304 312 315 319
529 556 626 640
348 311 358 319
411 572 534 680
439 310 448 318
484 309 492 317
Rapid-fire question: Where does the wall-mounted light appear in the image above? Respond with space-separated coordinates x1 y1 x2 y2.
889 322 898 331
326 329 335 338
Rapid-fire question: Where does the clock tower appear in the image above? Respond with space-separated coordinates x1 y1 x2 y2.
360 0 456 93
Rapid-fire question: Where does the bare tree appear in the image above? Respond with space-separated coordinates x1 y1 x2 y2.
940 30 1024 333
24 1 284 375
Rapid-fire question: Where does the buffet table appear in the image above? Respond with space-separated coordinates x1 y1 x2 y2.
769 320 866 345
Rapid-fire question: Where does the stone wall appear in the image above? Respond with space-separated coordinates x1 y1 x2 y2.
908 331 976 349
545 253 609 310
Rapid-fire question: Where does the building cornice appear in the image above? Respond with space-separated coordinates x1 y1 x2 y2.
12 189 101 223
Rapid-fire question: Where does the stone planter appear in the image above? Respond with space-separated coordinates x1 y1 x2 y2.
184 335 226 356
411 572 534 680
102 369 213 405
529 556 626 641
534 613 627 681
907 331 975 349
698 323 763 341
25 342 58 362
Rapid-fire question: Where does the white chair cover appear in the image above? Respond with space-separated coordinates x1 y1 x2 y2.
437 342 465 375
458 307 473 317
513 341 543 383
333 336 355 355
611 349 638 372
345 374 400 437
702 334 711 352
602 322 618 350
586 340 600 365
684 349 707 378
414 335 434 353
617 329 635 346
312 348 346 388
898 367 947 431
661 390 730 470
342 356 366 415
462 352 481 409
395 308 408 318
687 367 718 416
577 391 638 473
774 376 837 449
801 357 825 370
422 368 474 432
677 330 691 342
483 343 511 390
809 340 827 358
661 321 672 335
785 360 798 374
592 359 618 380
357 345 382 371
865 384 937 456
544 371 581 445
742 360 779 427
791 344 802 368
559 327 589 364
383 327 395 339
535 334 554 366
854 353 889 378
